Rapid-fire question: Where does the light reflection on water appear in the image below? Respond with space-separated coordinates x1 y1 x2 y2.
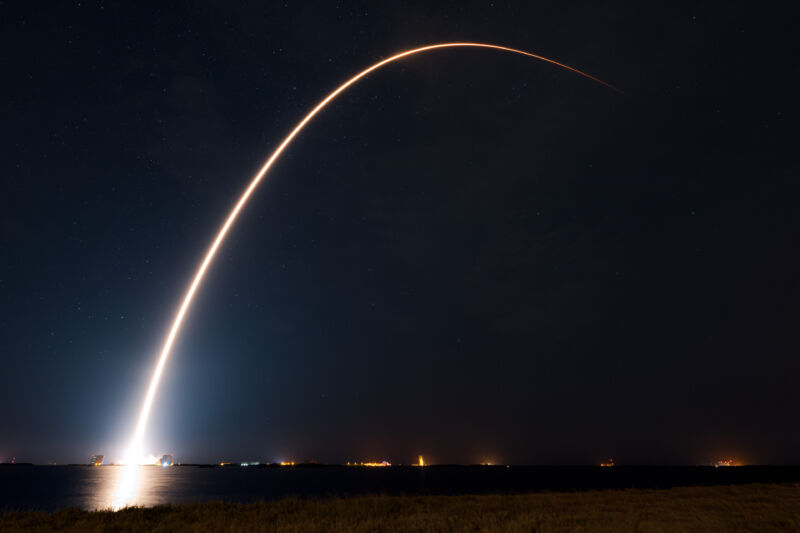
0 466 195 511
5 465 773 512
102 466 182 510
1 465 428 511
108 465 189 510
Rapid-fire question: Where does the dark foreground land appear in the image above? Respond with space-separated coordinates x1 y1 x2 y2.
2 483 799 532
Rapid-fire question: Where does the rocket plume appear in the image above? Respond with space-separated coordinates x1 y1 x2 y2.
114 42 618 506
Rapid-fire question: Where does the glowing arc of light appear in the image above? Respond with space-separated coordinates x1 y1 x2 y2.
123 42 618 464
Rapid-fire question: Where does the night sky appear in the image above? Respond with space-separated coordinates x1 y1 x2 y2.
1 2 796 466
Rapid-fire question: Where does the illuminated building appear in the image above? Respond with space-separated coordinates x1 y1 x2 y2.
600 458 614 467
715 459 735 467
90 454 104 466
159 454 173 467
418 455 424 467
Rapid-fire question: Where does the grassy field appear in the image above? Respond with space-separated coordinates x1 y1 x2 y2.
2 483 799 532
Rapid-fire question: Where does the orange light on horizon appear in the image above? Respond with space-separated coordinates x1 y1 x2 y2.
363 461 391 467
347 460 391 467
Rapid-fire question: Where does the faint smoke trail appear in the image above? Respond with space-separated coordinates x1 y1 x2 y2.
115 43 619 503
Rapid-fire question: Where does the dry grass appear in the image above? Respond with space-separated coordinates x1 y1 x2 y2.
2 483 799 532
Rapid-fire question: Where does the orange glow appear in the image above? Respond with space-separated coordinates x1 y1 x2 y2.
347 461 391 467
280 461 295 466
419 455 425 467
362 461 391 467
114 42 617 509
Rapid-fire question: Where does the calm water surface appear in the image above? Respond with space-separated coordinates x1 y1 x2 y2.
2 465 799 511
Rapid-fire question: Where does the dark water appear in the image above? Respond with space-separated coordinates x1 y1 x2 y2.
2 465 799 511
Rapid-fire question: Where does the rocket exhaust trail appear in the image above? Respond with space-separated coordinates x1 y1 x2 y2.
117 43 619 490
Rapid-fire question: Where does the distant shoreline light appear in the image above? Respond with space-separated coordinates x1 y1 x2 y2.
346 461 391 467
